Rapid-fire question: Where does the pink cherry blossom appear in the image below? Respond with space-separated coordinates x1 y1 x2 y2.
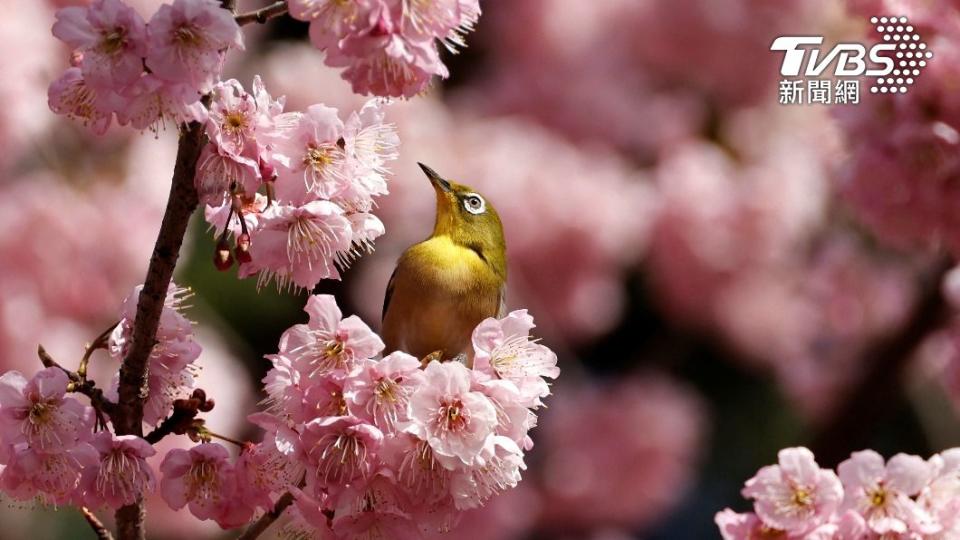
919 448 960 536
80 432 157 509
194 144 260 206
159 442 246 526
109 283 201 427
52 0 147 89
338 100 400 211
241 201 354 290
741 447 843 534
329 30 449 99
145 0 243 92
345 352 423 430
115 73 207 132
837 450 939 535
300 415 383 490
236 417 303 509
471 310 559 408
329 471 422 540
715 509 836 540
47 67 115 135
288 0 378 49
276 294 385 379
1 442 98 505
386 433 453 508
449 436 525 510
407 361 498 466
0 367 93 452
269 104 348 201
401 0 480 44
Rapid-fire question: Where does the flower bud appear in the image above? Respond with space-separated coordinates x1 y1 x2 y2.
235 233 252 264
214 236 233 271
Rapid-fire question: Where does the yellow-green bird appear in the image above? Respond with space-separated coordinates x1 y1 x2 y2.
381 163 506 363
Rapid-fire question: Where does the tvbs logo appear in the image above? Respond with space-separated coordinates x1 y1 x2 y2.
771 16 932 103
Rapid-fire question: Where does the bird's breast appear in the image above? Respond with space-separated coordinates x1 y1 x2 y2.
382 237 503 360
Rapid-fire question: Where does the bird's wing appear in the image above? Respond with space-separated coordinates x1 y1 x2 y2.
382 265 399 323
497 282 507 318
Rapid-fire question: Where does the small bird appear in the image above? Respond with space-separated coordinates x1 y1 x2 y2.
382 163 506 363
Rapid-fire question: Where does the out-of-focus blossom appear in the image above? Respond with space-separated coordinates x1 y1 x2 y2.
534 376 705 530
835 1 960 254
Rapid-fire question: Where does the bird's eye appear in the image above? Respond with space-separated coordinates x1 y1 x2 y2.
463 194 486 215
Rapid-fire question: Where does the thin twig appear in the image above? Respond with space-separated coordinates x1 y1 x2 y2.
236 1 288 26
38 344 79 381
113 120 205 540
39 345 117 422
79 322 119 381
81 507 115 540
237 490 297 540
810 256 953 467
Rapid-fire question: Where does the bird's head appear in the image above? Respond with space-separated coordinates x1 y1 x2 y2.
418 162 506 277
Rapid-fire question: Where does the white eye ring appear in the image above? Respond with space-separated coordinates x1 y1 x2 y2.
463 193 486 215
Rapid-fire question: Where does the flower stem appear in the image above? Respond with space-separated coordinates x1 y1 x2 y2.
236 1 288 26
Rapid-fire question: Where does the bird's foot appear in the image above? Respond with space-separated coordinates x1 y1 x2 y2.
421 350 445 367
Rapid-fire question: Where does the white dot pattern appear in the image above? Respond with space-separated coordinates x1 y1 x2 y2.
870 16 932 94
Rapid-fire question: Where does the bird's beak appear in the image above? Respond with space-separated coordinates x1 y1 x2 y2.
418 162 452 193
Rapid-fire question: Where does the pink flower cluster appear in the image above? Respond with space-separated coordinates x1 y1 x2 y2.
717 447 960 539
199 76 400 290
160 294 557 535
0 368 157 509
48 0 243 134
108 283 201 427
288 0 481 98
0 282 201 511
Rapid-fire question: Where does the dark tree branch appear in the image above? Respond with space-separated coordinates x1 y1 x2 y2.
810 256 953 467
236 1 288 26
81 507 115 540
236 490 297 540
113 121 205 540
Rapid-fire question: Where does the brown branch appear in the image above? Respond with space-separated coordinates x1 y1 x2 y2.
144 389 214 445
809 256 953 467
236 1 288 26
81 507 115 540
113 120 205 540
39 345 117 426
236 490 297 540
78 322 118 381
